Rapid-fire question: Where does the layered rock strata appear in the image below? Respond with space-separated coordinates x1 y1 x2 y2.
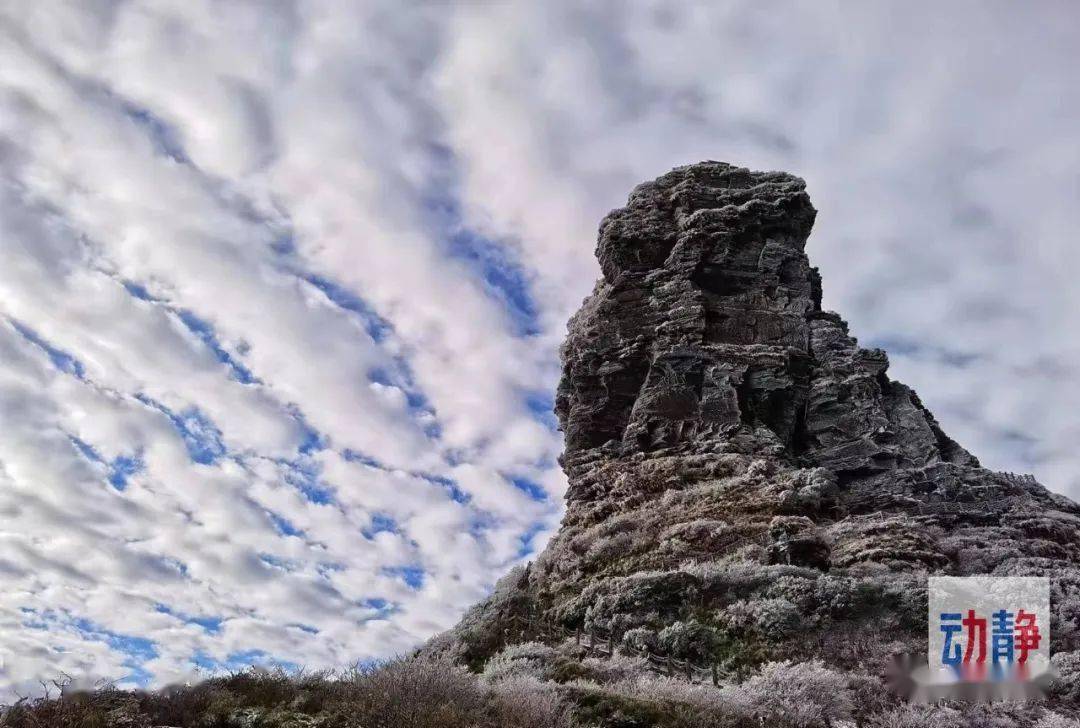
429 163 1080 711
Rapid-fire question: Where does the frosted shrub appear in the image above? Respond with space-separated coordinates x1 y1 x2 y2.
1050 650 1080 702
567 528 596 557
584 531 636 565
721 597 805 641
565 512 642 561
336 657 577 728
814 575 858 616
726 660 852 728
1034 714 1080 728
596 509 645 537
583 592 653 634
585 602 643 637
718 599 756 633
958 704 1057 728
661 519 730 542
580 570 701 628
1051 572 1080 650
681 560 815 601
580 653 652 683
865 703 965 728
344 657 489 727
482 642 558 682
845 671 894 720
603 674 752 728
814 574 909 622
766 574 819 612
679 560 771 598
657 619 719 661
622 626 659 653
951 542 1021 574
889 578 926 629
746 458 776 481
486 675 571 728
659 519 740 555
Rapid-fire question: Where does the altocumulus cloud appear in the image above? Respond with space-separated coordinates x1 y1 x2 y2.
0 0 1077 694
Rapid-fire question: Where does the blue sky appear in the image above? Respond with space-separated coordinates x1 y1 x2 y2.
0 0 1079 695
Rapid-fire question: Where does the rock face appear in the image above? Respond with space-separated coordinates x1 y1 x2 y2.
558 163 976 492
428 163 1080 721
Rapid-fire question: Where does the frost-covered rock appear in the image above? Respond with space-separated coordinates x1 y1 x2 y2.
425 162 1080 725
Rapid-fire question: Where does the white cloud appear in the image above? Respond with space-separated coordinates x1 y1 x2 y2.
0 0 1077 694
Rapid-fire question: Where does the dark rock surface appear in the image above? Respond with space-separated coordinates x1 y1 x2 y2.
427 162 1080 725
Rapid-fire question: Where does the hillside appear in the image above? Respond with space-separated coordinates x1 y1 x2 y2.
425 162 1080 726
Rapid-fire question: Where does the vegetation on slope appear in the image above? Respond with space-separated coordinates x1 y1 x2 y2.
4 646 1079 728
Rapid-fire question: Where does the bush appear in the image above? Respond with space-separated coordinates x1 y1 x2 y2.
725 660 853 728
682 560 819 604
323 658 488 728
2 650 1071 728
0 659 572 728
657 620 720 662
1034 715 1080 728
622 626 659 653
483 642 559 682
720 597 806 641
845 670 895 722
584 532 637 566
573 675 751 728
814 575 858 616
578 654 652 684
580 570 703 630
865 703 965 728
765 574 819 613
1049 650 1080 703
486 676 571 728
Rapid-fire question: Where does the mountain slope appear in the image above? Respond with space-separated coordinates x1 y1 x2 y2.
427 162 1080 724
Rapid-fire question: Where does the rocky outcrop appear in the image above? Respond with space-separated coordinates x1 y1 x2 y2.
557 162 976 494
428 162 1080 723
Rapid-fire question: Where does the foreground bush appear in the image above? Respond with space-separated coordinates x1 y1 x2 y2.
2 653 1076 728
0 659 569 728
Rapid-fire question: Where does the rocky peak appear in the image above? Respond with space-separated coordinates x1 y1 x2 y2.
557 161 974 501
429 164 1080 718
